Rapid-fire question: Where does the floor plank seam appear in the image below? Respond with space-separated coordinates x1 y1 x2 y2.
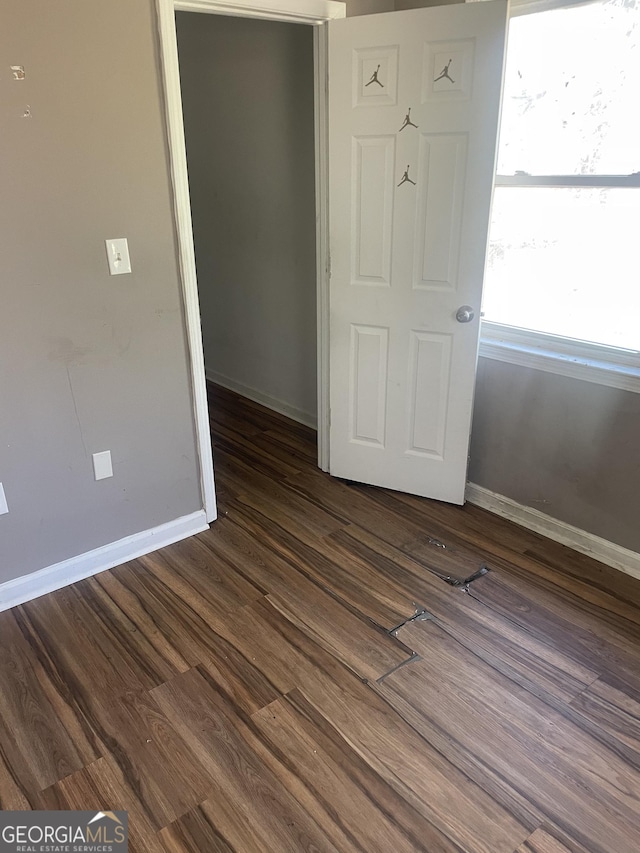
438 564 491 590
388 607 435 635
367 677 545 834
566 673 603 708
222 504 414 646
375 653 422 684
319 478 495 588
427 614 640 773
375 683 604 853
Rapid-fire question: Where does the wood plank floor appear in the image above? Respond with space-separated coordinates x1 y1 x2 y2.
1 381 640 852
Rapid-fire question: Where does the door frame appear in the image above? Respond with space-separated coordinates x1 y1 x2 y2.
155 0 345 521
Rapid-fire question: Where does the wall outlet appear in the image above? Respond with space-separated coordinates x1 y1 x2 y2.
0 483 8 515
92 450 113 481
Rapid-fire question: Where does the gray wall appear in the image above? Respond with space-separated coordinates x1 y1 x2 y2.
176 13 318 425
395 0 462 8
470 359 640 554
346 0 395 14
0 0 202 584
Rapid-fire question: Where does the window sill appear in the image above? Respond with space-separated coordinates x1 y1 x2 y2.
479 322 640 394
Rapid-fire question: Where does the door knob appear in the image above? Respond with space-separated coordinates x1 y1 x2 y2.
456 305 475 323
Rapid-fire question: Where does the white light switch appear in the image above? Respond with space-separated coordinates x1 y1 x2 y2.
0 483 8 515
93 450 113 481
105 238 132 275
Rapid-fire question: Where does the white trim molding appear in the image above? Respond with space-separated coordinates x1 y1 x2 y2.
470 0 598 16
495 173 640 188
206 369 317 429
509 0 602 17
0 511 209 613
466 483 640 581
175 0 345 23
314 22 331 471
156 0 218 522
479 322 640 394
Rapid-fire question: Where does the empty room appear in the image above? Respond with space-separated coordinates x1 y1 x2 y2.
1 0 639 852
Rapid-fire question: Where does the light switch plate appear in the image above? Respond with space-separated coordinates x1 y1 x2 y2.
93 450 113 481
0 483 8 515
105 238 132 275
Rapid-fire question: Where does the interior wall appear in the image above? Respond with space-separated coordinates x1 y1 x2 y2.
470 359 640 553
345 0 461 13
394 0 463 9
176 13 318 426
0 0 202 584
345 0 395 14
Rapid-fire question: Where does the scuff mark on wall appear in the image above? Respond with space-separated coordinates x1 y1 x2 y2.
49 337 92 366
65 366 88 458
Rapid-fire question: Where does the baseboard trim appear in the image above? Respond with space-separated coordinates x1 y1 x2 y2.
466 483 640 581
0 510 209 613
206 368 317 430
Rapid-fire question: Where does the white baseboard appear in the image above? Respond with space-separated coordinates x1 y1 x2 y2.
206 368 317 430
466 483 640 581
0 510 209 613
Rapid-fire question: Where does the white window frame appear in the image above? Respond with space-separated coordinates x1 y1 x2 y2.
478 0 640 393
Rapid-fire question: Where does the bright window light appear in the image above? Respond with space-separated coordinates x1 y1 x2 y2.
485 187 640 349
483 0 640 352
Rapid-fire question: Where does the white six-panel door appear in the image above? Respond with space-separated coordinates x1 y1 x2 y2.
327 1 507 503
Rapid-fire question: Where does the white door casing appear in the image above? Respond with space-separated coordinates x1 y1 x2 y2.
328 1 508 503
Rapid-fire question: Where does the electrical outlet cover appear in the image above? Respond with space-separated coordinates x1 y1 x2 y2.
92 451 113 481
0 483 8 515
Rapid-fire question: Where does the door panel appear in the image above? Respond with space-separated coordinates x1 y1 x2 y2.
414 133 467 290
328 1 507 503
353 136 395 285
407 330 452 459
350 324 389 447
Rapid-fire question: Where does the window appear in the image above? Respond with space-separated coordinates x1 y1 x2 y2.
480 0 640 389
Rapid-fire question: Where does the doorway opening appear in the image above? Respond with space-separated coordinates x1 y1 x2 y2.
175 12 319 436
156 0 342 521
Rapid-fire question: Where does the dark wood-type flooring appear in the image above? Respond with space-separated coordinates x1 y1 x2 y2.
2 383 640 852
